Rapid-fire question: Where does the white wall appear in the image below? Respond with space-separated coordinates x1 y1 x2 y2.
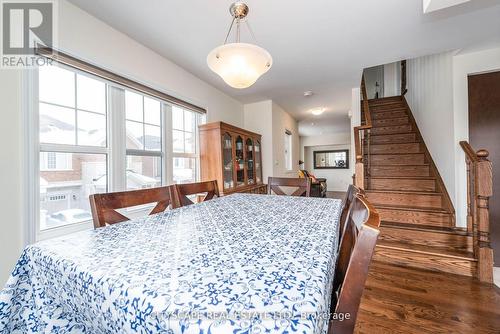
406 51 456 216
350 88 361 170
364 65 384 99
57 1 243 126
243 100 273 182
300 130 352 192
384 61 401 97
243 101 300 181
272 102 300 177
0 71 25 285
0 0 244 285
452 46 500 229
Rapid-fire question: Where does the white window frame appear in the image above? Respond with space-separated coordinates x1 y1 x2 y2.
34 64 111 241
24 64 206 243
168 106 204 184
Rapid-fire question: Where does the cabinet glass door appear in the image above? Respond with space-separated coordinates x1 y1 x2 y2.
246 138 255 185
255 140 262 183
222 133 234 189
235 135 245 187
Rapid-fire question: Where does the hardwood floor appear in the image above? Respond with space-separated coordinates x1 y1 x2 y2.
326 191 346 200
355 261 500 333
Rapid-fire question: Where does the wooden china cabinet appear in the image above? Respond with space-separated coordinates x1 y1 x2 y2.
199 122 267 195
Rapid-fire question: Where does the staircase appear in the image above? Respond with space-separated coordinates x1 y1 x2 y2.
362 96 477 277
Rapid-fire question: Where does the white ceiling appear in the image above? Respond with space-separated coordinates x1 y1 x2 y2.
68 0 500 136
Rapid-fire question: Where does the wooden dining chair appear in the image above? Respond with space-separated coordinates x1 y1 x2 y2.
328 194 381 334
339 184 364 240
89 186 173 229
170 180 220 209
268 177 311 197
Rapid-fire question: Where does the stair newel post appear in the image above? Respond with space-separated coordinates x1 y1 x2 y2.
354 126 364 190
355 156 364 190
474 149 493 283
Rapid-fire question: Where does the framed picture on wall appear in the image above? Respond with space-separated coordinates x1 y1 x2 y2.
313 149 349 169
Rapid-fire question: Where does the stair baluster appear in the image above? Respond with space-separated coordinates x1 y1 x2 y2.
354 74 372 190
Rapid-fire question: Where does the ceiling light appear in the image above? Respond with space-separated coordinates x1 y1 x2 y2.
310 107 325 116
207 2 272 89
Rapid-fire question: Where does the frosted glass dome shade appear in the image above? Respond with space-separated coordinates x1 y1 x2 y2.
207 42 272 89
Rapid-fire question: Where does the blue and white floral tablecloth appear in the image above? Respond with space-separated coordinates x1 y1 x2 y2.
0 193 341 334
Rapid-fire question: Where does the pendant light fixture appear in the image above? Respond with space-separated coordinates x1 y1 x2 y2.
207 2 272 89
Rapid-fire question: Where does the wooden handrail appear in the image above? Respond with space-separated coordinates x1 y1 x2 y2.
353 74 373 189
460 141 479 162
460 140 493 283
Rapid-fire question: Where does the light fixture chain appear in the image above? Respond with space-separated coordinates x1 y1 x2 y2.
223 16 236 45
245 20 258 44
236 17 241 43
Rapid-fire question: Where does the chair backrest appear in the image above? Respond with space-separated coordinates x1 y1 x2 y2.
89 186 174 229
171 180 220 209
268 177 311 197
339 184 364 239
329 194 381 334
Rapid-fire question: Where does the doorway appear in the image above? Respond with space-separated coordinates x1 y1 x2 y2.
468 70 500 265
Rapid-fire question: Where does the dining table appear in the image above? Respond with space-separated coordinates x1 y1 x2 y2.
0 193 342 334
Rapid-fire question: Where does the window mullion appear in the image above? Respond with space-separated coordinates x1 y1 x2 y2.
164 104 173 184
109 86 126 192
74 73 78 146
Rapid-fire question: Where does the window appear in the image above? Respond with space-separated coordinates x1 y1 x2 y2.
38 65 108 231
171 106 204 184
284 130 293 171
35 63 205 236
125 90 163 190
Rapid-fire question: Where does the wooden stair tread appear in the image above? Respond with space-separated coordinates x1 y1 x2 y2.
367 141 420 146
377 240 475 260
371 163 429 166
367 152 423 155
366 189 441 195
374 204 450 214
380 221 468 235
370 131 417 137
368 176 436 180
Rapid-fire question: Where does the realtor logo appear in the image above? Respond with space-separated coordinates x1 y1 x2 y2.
1 0 56 67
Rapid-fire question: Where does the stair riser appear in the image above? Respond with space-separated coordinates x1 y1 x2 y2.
370 154 425 165
366 192 443 209
379 226 473 253
374 246 476 277
370 100 406 110
370 133 417 144
371 125 412 135
368 110 407 120
377 208 452 227
368 97 402 103
368 178 436 192
370 165 430 177
372 117 409 127
368 143 421 154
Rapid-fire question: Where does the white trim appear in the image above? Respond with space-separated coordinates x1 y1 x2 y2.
22 69 38 246
109 86 126 192
126 149 163 157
